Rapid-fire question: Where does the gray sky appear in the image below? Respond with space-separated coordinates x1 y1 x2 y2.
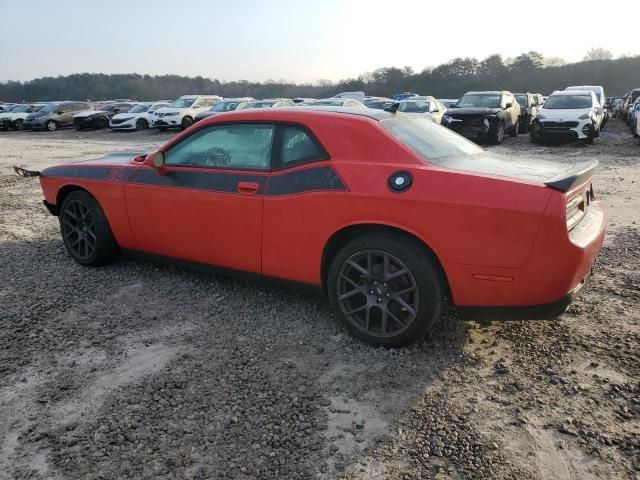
0 0 636 83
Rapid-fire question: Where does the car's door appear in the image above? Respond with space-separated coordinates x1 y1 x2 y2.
124 122 275 273
57 104 75 127
262 124 339 284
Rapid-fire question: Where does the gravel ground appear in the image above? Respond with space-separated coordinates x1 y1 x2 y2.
0 121 638 480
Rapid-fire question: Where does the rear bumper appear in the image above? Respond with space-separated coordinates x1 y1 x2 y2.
457 269 591 320
446 200 607 314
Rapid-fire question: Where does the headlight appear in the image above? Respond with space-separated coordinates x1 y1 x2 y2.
578 114 590 120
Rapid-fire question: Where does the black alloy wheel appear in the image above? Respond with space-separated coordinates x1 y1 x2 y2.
46 120 57 131
59 190 118 266
136 118 148 130
328 233 445 347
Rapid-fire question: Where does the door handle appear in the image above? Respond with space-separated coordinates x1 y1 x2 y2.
237 181 260 194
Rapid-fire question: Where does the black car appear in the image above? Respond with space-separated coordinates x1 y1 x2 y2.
514 92 539 132
442 91 521 144
73 103 135 130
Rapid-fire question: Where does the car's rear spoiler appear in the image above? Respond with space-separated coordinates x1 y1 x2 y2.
14 166 41 177
544 159 598 192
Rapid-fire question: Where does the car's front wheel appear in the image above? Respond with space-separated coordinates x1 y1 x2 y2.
46 120 58 131
181 116 194 130
328 233 445 347
136 118 148 130
489 122 505 144
14 119 24 130
59 190 119 266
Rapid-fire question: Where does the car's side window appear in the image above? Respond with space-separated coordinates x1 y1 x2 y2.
277 125 328 168
165 123 274 170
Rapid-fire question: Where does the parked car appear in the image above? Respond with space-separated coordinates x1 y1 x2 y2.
442 91 521 144
152 95 222 131
0 104 47 130
0 103 17 112
514 93 540 132
530 90 600 144
397 97 447 124
74 102 135 130
313 98 365 108
622 88 640 125
364 97 395 110
630 98 640 135
565 85 606 128
110 102 171 131
242 99 296 109
24 107 606 347
22 101 92 131
634 102 640 138
612 97 626 118
438 99 458 109
193 98 253 123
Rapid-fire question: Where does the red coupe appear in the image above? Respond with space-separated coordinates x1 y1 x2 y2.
21 107 606 346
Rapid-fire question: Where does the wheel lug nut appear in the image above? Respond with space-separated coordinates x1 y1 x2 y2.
386 293 390 297
377 298 381 303
369 290 374 294
373 281 378 285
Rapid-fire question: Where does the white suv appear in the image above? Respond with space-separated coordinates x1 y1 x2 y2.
152 95 222 131
530 90 600 144
565 85 606 128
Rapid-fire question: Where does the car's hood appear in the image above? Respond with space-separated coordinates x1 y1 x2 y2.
74 110 99 118
155 107 187 114
112 112 142 120
443 151 598 191
538 108 591 120
41 152 148 177
445 107 502 115
0 112 19 120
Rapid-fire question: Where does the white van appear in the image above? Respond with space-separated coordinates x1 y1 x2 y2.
152 95 222 131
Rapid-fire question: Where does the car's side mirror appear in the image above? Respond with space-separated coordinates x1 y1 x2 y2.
57 111 63 115
505 103 512 109
146 151 166 171
114 109 120 113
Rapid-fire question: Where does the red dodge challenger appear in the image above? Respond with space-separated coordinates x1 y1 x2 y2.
18 107 606 347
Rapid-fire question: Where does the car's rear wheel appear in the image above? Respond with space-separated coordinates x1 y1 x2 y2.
135 118 148 130
46 120 58 131
328 233 445 347
59 190 119 266
181 116 194 130
490 122 505 144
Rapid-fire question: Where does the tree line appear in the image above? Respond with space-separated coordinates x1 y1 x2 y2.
1 51 638 103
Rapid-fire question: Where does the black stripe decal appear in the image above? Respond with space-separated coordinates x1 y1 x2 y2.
127 169 267 194
42 164 347 196
266 165 346 196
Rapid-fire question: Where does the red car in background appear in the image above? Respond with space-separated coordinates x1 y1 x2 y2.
19 107 606 347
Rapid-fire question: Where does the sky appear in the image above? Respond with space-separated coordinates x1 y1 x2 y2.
0 0 636 84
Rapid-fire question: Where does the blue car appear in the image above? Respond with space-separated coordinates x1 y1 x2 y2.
393 92 420 101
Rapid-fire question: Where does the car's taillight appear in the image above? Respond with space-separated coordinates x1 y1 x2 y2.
566 183 594 231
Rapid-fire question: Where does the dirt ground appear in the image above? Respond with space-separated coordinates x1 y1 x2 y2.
0 120 638 480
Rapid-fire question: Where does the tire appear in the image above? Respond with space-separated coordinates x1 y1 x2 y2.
46 120 58 131
584 125 595 145
327 233 445 347
59 190 119 266
135 118 148 130
13 119 24 130
509 121 519 137
181 116 194 131
95 117 108 130
489 122 505 144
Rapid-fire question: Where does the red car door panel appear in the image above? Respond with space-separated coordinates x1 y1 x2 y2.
124 166 266 273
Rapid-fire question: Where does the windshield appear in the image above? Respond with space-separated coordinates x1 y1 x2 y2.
243 102 274 109
99 104 116 112
544 95 593 109
366 101 393 110
169 98 196 108
129 104 151 113
211 101 240 112
11 105 33 113
515 95 528 107
381 117 484 164
39 103 61 113
398 101 430 113
455 94 501 108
